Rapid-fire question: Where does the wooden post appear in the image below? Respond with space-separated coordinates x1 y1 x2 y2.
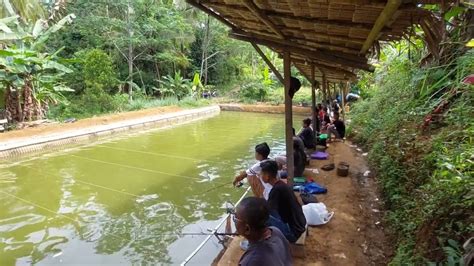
322 73 327 104
360 0 402 54
311 64 318 135
251 43 284 84
284 51 294 185
339 82 346 122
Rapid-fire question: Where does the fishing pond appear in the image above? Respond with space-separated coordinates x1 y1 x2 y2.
0 111 302 265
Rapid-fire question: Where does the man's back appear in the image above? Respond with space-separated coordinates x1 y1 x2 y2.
268 181 306 239
298 127 315 149
239 227 291 266
334 119 345 138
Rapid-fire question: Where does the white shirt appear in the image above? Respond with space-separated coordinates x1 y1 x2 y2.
246 159 273 200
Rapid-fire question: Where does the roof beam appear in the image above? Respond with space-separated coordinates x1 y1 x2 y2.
293 64 312 82
229 31 373 70
360 0 402 54
242 0 285 39
251 42 284 84
265 11 375 29
239 31 368 63
185 0 238 31
292 59 356 79
204 2 377 30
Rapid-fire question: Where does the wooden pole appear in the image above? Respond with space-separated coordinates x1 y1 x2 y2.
322 72 327 103
284 51 294 184
243 0 285 39
311 64 318 135
360 0 402 54
251 43 284 84
229 32 375 72
343 81 349 122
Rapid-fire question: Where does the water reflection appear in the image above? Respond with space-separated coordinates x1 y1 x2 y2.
0 112 301 265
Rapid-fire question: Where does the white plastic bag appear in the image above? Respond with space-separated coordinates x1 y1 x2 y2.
302 203 334 226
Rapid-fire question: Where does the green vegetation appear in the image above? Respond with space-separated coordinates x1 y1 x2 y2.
349 41 473 264
0 0 285 122
0 0 472 264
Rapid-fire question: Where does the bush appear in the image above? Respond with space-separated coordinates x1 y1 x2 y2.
82 49 118 94
349 50 473 264
239 80 268 102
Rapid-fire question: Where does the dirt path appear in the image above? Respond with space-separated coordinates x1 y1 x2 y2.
299 141 392 265
218 141 392 266
0 106 182 142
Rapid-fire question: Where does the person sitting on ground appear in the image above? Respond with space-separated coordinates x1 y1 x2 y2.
233 143 273 200
260 160 307 243
292 127 305 152
234 197 292 266
274 138 307 179
297 118 316 150
327 112 346 141
293 138 307 177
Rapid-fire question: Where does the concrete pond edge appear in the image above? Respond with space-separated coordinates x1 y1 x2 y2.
0 105 221 160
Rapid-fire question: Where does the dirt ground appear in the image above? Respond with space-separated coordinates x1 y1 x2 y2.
0 106 181 142
298 141 392 265
218 141 392 266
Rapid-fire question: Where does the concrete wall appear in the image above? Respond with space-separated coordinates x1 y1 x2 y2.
219 104 312 115
0 106 220 160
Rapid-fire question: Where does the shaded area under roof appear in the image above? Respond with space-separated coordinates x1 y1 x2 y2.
187 0 444 82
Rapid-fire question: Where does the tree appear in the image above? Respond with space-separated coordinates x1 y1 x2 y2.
0 14 74 122
159 71 190 100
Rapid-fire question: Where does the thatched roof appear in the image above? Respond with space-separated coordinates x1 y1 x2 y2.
187 0 447 83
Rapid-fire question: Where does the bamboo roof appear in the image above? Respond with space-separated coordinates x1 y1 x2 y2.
187 0 445 83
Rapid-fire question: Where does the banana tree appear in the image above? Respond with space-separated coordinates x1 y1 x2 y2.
0 14 74 122
159 71 190 101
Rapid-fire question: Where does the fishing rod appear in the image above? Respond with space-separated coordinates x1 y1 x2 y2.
149 232 239 237
195 181 244 195
181 186 251 266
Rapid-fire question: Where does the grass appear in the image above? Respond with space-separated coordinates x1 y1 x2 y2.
348 50 473 264
47 95 211 121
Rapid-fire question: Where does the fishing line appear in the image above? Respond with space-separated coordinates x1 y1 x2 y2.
96 145 234 166
0 190 131 243
199 181 234 194
22 164 141 198
69 154 228 185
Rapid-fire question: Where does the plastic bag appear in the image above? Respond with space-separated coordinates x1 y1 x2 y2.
302 203 334 226
304 182 327 194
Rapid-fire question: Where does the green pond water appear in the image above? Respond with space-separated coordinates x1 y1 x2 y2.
0 111 303 265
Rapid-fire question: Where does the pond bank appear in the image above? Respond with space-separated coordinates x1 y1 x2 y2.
0 104 313 159
0 106 220 159
219 104 312 114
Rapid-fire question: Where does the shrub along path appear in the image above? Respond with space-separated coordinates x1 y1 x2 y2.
217 141 392 266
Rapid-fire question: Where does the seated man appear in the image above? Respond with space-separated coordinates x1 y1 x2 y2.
327 112 346 141
277 139 307 179
261 160 307 243
292 127 305 152
297 118 316 149
234 197 292 266
233 143 273 200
